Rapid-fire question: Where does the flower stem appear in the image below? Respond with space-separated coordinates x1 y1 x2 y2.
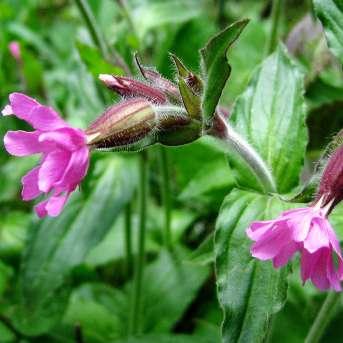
130 151 148 335
305 292 340 343
74 0 130 74
74 0 110 60
266 0 283 55
217 0 226 28
158 146 172 250
124 202 133 277
209 115 277 194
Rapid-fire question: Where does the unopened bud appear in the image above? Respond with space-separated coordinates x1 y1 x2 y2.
85 98 157 149
9 41 21 62
99 74 167 104
317 143 343 211
134 54 181 102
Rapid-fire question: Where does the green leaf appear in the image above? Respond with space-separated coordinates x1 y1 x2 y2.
179 158 235 212
229 44 308 193
137 248 209 333
12 157 138 335
129 0 202 40
0 322 15 343
115 334 215 343
314 0 343 64
0 211 29 258
77 43 124 78
67 248 209 340
215 189 300 342
200 19 249 123
64 283 127 342
187 233 215 266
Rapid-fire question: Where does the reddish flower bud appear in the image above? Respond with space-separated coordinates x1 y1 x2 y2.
135 55 181 102
85 98 157 149
316 143 343 211
99 74 167 104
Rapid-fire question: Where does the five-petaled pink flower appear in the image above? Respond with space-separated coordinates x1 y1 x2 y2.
247 198 343 291
2 93 89 218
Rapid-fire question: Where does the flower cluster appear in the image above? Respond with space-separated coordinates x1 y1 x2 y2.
247 199 343 291
247 141 343 291
2 60 201 217
3 93 89 217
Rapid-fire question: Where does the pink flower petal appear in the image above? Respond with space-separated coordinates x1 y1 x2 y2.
246 220 276 241
38 128 86 151
323 220 342 257
273 241 299 268
45 194 69 217
300 249 318 283
29 105 67 131
326 254 342 291
9 93 67 130
35 194 70 218
2 104 13 116
35 199 49 218
303 221 330 253
9 93 38 116
251 224 292 260
281 207 310 217
55 147 89 190
4 130 42 156
38 151 70 192
288 211 313 242
310 249 331 290
21 167 41 200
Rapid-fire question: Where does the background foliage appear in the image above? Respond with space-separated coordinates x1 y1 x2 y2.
0 0 343 342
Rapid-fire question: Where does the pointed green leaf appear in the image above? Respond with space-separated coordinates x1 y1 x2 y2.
228 44 308 193
200 19 249 123
314 0 343 64
12 157 138 335
215 189 300 343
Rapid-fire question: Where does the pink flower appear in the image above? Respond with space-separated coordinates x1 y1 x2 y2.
8 41 21 61
246 200 343 291
2 93 89 218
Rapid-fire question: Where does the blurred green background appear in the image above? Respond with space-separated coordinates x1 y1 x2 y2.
0 0 343 342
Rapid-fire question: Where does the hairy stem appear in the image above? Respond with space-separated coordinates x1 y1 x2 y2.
266 0 283 54
130 151 148 335
305 292 340 343
158 146 172 250
124 202 133 277
209 116 277 193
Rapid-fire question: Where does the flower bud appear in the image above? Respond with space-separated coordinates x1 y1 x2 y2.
9 41 21 62
135 54 181 102
99 74 167 104
85 98 157 149
317 143 343 211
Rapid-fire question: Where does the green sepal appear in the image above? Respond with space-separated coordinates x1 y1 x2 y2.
170 53 203 94
178 77 201 120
